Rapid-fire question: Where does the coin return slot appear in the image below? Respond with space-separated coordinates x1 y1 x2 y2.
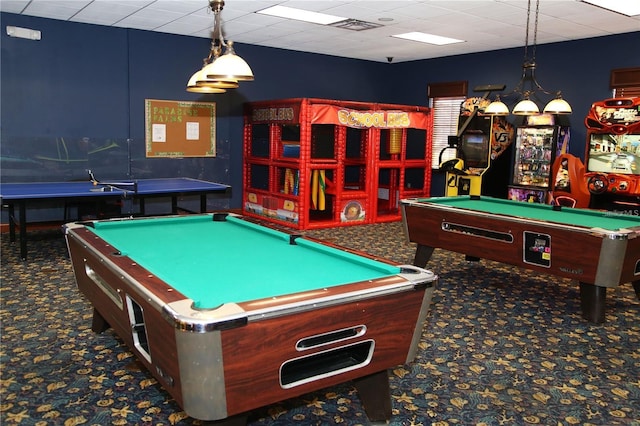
442 221 514 242
280 340 374 389
296 325 366 350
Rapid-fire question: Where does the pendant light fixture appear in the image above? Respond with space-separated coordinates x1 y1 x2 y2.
186 0 254 93
485 0 571 116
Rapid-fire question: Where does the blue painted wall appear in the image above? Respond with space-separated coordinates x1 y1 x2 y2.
386 34 640 157
1 11 639 219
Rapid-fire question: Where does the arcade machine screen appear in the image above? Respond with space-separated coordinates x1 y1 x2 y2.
586 133 640 175
584 98 640 209
460 132 490 169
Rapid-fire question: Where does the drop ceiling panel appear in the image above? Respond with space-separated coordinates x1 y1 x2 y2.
1 0 637 62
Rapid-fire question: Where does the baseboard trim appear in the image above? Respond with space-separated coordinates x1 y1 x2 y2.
1 222 64 234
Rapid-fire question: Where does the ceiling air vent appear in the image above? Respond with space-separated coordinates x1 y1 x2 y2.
330 19 382 31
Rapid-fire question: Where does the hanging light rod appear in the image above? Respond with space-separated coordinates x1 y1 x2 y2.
485 0 571 116
186 0 254 94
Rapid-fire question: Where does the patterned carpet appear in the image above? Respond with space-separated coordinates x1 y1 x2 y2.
1 221 639 425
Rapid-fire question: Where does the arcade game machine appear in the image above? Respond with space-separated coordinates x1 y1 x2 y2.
508 113 570 203
548 153 591 208
438 135 471 196
481 113 516 198
440 92 514 197
584 97 640 212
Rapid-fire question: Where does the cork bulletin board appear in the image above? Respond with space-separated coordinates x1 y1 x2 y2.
145 99 216 158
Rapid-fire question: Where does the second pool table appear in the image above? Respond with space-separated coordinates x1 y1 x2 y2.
64 213 436 423
401 196 640 323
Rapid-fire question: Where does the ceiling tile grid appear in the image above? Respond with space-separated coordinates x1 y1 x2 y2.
1 0 638 62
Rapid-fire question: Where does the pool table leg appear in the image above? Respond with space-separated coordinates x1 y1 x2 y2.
633 280 640 300
413 244 435 268
91 308 110 333
353 370 392 422
579 282 606 323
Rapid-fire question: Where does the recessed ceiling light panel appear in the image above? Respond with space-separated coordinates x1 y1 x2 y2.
256 6 346 25
392 32 464 46
581 0 640 16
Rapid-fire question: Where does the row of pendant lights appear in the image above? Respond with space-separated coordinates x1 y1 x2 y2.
485 0 571 116
484 91 572 116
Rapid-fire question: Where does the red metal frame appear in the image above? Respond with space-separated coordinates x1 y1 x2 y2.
243 98 433 229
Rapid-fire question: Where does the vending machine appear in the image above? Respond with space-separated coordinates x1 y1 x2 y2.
508 114 570 203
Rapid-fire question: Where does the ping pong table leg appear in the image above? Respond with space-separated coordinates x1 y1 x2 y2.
18 201 27 260
7 201 28 259
171 196 178 214
7 202 16 243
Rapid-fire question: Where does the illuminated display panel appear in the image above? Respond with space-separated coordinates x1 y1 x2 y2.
585 98 640 176
587 133 640 175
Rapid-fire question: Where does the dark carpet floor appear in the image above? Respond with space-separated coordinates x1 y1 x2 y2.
1 221 639 425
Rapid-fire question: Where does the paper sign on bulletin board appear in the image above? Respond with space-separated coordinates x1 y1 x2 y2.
145 99 216 158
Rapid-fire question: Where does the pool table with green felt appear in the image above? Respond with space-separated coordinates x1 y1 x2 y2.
64 213 436 423
401 196 640 323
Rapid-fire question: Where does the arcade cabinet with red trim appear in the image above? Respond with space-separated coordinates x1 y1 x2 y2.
584 97 640 213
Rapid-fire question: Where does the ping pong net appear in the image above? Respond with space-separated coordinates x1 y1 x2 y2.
87 170 138 194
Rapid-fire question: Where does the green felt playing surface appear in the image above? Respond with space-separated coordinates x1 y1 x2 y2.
89 215 401 309
414 196 640 231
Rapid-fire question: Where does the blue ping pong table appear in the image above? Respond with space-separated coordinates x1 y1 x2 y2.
0 178 229 259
